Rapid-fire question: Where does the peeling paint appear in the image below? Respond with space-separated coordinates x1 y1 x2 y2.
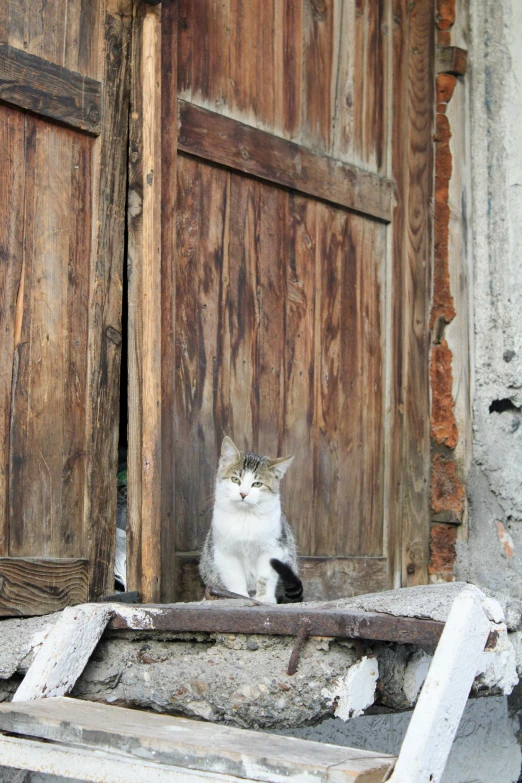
322 656 379 721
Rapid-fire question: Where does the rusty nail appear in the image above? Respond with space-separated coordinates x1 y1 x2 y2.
287 617 312 675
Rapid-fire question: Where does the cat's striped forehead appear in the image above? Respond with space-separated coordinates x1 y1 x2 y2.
219 450 273 482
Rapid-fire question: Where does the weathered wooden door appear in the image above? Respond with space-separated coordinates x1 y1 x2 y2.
0 0 131 614
128 0 434 602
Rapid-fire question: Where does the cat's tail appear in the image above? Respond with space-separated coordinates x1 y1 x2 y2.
270 558 303 603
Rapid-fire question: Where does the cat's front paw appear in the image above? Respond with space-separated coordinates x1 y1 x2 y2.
256 593 277 604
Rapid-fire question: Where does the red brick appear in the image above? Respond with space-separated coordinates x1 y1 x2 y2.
437 0 456 30
436 73 457 104
438 30 451 45
429 523 457 576
430 342 459 448
431 454 464 519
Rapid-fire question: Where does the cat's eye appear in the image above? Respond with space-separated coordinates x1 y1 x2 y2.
252 481 263 488
231 476 240 484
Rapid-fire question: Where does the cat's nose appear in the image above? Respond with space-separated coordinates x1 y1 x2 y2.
240 492 247 499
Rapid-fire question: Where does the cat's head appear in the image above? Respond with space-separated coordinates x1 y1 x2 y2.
215 436 294 510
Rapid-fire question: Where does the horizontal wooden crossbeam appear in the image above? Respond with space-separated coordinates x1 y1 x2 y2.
0 45 102 134
0 557 89 617
178 100 394 223
109 601 445 646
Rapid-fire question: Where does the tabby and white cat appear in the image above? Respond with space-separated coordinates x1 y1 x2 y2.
199 436 303 603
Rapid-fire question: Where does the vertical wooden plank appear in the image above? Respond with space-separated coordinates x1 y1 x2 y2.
9 120 72 558
332 0 355 161
302 0 336 151
160 0 178 602
0 106 25 556
227 173 261 452
365 0 386 171
256 182 285 459
177 0 194 100
283 193 317 553
86 0 132 599
385 0 409 588
312 202 342 556
62 135 92 558
280 0 303 139
172 156 229 555
399 0 434 586
127 2 162 602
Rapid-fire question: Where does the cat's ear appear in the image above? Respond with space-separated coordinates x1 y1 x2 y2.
221 435 240 463
269 455 294 480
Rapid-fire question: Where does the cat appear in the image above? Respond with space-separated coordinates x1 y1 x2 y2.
199 436 303 604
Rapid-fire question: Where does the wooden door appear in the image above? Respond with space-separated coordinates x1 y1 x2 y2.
0 0 131 614
128 0 434 602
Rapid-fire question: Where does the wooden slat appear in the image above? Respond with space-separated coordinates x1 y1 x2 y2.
174 555 389 604
399 0 434 586
0 44 102 134
160 0 179 602
14 604 112 701
178 100 393 222
85 0 132 599
0 698 395 783
127 2 162 602
436 45 467 76
0 105 25 556
300 557 389 601
0 558 88 617
109 601 444 646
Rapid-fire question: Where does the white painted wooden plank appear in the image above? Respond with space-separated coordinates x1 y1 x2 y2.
0 733 250 783
13 605 113 702
388 587 491 783
0 698 395 783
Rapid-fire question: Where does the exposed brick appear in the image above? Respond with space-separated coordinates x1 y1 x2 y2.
438 30 451 45
431 341 458 448
435 113 451 143
436 73 457 104
496 522 515 559
437 0 456 30
429 523 457 576
431 454 465 520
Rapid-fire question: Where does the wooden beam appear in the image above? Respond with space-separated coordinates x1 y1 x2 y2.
0 697 396 782
177 100 394 223
108 602 445 646
0 45 102 134
85 1 133 600
13 605 113 702
174 554 389 603
0 558 88 617
436 45 468 76
127 2 163 602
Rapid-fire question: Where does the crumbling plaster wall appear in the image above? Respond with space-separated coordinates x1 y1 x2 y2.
455 0 522 596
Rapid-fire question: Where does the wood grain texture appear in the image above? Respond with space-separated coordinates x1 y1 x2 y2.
399 0 434 587
178 101 393 223
127 2 162 602
0 698 396 782
5 0 102 79
176 0 388 174
0 45 102 134
14 604 112 700
160 0 179 602
174 554 388 603
7 116 92 560
0 105 25 556
0 558 88 616
85 0 132 599
171 156 385 564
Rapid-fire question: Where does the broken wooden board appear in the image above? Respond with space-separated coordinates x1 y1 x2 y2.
13 605 112 701
108 601 444 646
0 697 396 783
